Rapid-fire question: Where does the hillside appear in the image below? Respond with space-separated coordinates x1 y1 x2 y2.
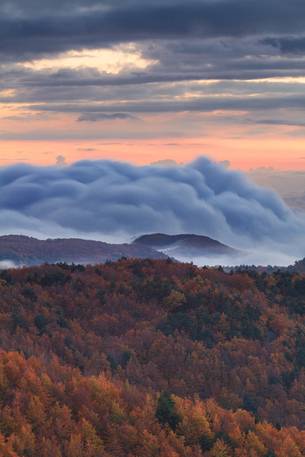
0 235 167 266
134 233 238 259
1 259 305 456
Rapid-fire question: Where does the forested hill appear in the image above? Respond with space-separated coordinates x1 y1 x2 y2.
0 235 167 266
133 233 238 258
1 259 305 456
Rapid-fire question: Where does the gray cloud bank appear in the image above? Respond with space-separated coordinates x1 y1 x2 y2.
1 0 305 60
1 156 305 264
2 0 305 141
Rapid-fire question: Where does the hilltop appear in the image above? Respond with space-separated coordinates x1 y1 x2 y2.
0 235 167 266
134 233 238 258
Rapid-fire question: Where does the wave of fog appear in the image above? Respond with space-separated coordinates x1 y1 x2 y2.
177 251 298 268
0 260 19 270
0 156 305 265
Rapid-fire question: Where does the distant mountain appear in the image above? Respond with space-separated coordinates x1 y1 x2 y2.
133 233 238 258
0 235 168 266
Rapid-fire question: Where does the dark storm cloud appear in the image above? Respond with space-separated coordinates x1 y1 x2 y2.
25 93 305 116
253 119 305 128
78 113 138 122
0 157 304 256
1 0 305 60
2 0 305 141
263 36 305 54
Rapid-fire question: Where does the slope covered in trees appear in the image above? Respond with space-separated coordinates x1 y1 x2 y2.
1 259 305 456
0 235 167 266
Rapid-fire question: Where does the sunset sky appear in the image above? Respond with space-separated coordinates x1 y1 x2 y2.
2 0 305 169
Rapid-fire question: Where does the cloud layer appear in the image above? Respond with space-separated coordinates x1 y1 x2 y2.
1 0 305 60
2 0 305 151
0 157 304 263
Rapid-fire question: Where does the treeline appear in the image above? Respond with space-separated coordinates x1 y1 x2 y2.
0 259 305 456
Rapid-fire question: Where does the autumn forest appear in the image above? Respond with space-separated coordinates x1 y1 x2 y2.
1 259 305 456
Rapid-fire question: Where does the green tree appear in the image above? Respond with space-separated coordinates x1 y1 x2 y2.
156 392 181 431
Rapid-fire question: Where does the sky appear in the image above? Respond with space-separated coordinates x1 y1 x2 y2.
2 0 305 170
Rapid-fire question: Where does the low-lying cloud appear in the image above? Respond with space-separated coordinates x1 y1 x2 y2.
0 260 18 270
0 156 305 264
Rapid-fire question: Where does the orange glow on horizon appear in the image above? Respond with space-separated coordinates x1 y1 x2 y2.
1 136 305 171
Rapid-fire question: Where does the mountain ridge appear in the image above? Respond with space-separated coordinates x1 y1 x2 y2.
133 232 238 258
0 234 168 266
